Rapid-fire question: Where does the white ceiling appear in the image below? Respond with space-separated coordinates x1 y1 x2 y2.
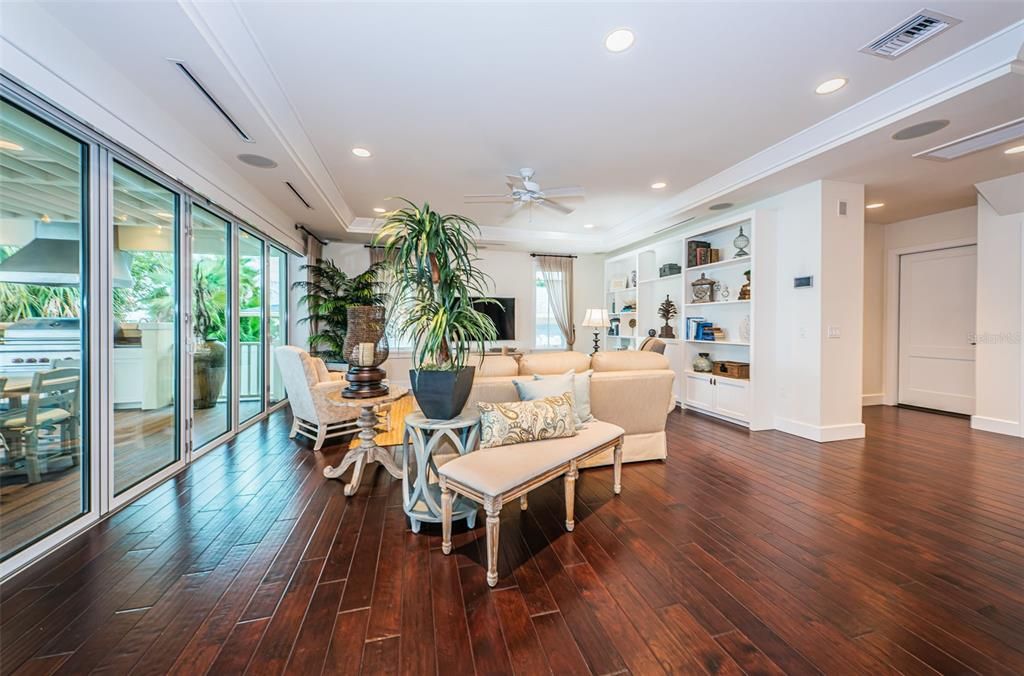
30 1 1024 250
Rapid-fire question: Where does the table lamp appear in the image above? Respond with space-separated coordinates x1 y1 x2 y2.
582 308 610 356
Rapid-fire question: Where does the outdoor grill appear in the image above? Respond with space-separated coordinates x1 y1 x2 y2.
0 318 81 373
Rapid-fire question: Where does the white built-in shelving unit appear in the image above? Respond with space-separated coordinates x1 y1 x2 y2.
602 211 775 428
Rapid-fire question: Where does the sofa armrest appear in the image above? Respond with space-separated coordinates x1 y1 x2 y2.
590 370 675 435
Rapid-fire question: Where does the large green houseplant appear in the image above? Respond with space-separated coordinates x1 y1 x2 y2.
192 263 227 409
375 199 497 419
293 259 384 365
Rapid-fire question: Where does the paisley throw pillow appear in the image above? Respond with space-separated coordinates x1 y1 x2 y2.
478 393 577 449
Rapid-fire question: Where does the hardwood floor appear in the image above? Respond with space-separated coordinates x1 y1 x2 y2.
1 404 1023 675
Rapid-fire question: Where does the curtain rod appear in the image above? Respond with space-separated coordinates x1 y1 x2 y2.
530 253 577 259
294 224 327 246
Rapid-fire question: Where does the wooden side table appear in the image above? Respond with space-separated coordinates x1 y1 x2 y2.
402 412 480 533
324 386 409 496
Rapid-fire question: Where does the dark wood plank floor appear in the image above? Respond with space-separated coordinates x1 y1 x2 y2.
2 405 1023 675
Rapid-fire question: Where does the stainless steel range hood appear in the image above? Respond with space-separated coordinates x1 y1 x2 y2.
0 221 134 287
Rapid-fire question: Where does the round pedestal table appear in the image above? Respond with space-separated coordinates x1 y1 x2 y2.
323 386 409 496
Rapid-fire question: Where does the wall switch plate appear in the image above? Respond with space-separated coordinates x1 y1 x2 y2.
838 201 847 216
827 326 841 338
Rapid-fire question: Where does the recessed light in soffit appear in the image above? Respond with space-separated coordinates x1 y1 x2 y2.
170 60 254 143
913 118 1024 161
237 154 278 168
892 119 949 141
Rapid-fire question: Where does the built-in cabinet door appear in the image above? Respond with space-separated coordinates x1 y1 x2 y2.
714 377 749 420
685 372 715 411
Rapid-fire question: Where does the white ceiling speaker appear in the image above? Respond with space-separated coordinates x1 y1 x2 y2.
465 168 585 221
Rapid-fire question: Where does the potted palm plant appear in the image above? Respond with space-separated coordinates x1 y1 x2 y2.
192 263 227 409
293 259 384 367
375 199 497 420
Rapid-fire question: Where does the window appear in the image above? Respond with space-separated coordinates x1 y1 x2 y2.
534 269 564 349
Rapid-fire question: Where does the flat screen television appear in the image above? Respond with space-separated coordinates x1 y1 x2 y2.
472 297 515 340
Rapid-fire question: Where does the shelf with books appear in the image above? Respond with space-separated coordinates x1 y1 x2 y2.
638 273 682 284
684 339 750 346
685 257 750 273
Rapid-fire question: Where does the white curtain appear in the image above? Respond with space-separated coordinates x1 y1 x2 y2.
535 255 575 348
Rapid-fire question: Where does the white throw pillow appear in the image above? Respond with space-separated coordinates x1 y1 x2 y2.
514 369 593 426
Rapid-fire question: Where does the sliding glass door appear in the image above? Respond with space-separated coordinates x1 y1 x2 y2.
268 244 288 405
0 99 90 561
111 161 180 495
238 229 264 424
191 207 232 449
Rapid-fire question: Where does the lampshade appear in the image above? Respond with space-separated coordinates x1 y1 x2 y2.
582 308 610 328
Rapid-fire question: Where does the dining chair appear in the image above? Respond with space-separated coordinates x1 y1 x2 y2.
0 368 81 484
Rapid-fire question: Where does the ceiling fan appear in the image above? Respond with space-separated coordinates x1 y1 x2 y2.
464 168 585 220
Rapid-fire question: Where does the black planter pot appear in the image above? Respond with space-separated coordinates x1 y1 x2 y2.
410 366 475 420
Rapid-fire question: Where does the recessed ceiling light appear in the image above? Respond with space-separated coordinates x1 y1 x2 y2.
866 202 885 209
155 211 174 219
604 28 635 53
892 119 949 141
1005 144 1024 155
40 214 51 223
815 78 848 95
583 223 595 229
373 207 387 213
709 202 733 211
650 182 667 190
0 140 24 151
351 147 372 158
237 153 278 168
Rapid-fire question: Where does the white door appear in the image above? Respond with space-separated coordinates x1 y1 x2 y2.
685 373 715 411
898 245 976 414
714 377 750 421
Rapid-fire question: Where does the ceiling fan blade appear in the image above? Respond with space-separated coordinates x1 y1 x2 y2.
537 197 573 215
540 186 586 198
502 200 525 219
505 174 525 183
464 194 514 203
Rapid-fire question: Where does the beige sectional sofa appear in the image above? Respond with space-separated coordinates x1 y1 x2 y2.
463 350 676 467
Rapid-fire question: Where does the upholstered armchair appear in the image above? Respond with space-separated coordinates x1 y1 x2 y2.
275 345 362 450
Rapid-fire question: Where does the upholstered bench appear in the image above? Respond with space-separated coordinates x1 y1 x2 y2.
438 420 625 586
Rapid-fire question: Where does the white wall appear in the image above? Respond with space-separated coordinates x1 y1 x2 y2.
972 195 1022 436
862 206 978 405
863 222 885 403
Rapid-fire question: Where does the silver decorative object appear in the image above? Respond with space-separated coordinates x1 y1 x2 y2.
733 226 750 258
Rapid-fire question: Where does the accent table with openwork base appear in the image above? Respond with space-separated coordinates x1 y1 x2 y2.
401 411 480 533
324 386 409 496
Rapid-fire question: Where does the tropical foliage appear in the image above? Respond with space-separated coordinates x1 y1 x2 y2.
373 199 496 370
0 246 81 320
293 259 384 363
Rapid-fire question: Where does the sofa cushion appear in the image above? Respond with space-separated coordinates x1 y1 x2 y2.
518 351 591 375
520 369 594 425
478 393 577 449
467 354 520 377
439 420 624 496
591 350 669 372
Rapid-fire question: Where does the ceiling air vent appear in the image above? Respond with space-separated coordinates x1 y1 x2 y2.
284 181 313 209
860 10 960 59
914 118 1024 161
170 60 254 143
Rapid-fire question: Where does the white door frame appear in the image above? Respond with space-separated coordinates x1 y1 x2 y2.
883 237 977 406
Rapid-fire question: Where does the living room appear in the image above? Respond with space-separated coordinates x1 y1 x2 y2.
1 2 1023 674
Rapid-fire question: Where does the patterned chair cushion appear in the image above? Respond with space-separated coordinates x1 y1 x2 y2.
478 393 577 449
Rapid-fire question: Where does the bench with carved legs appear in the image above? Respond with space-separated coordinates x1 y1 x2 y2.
438 420 625 587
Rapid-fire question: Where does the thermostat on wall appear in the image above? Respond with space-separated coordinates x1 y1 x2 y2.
794 276 813 288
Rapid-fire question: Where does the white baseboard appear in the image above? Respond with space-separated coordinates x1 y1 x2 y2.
775 417 866 443
862 393 885 406
970 415 1022 437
